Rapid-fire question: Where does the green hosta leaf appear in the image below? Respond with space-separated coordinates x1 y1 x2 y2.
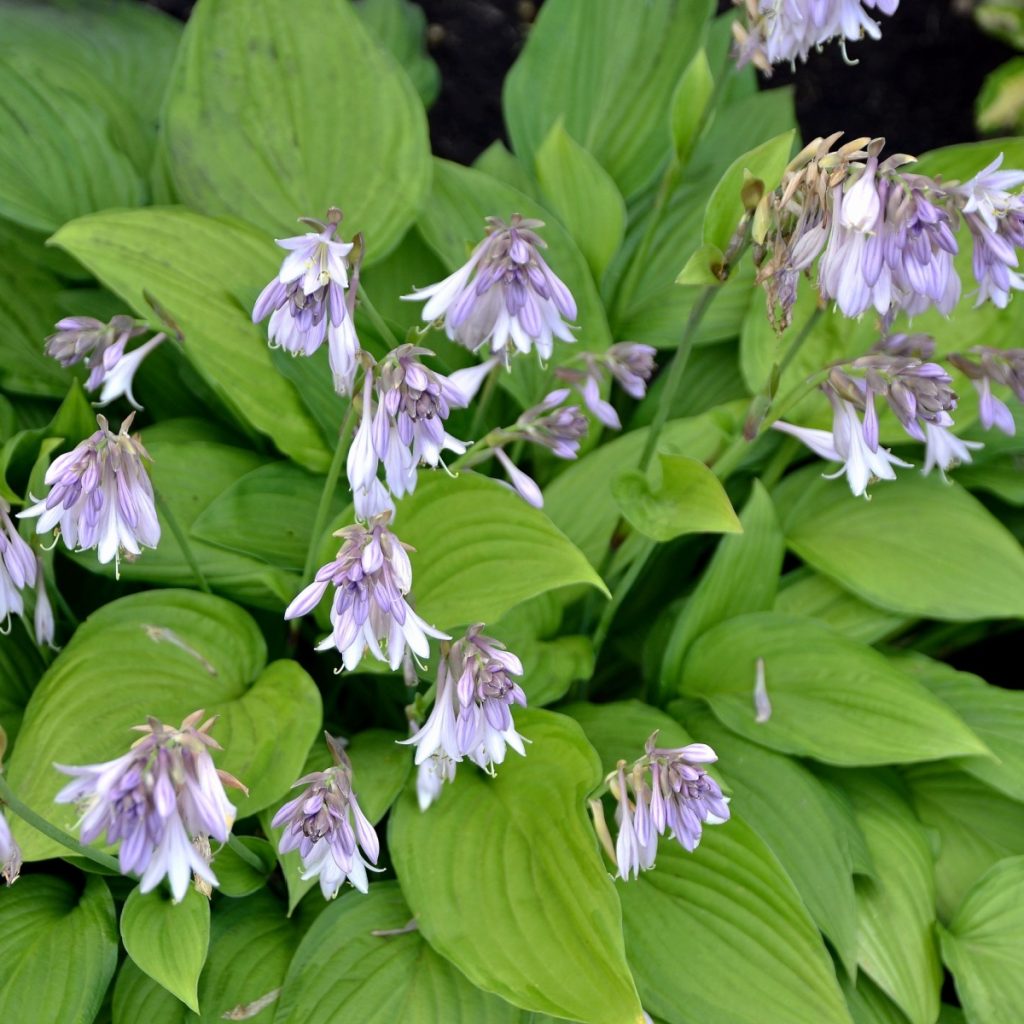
0 874 117 1024
7 589 322 860
661 481 784 684
902 654 1024 803
567 698 692 765
394 472 607 630
842 973 915 1024
503 0 713 198
545 412 731 565
277 883 521 1023
191 461 348 572
535 121 626 280
940 856 1024 1024
0 621 45 746
52 208 333 471
162 0 430 255
389 709 644 1024
612 453 741 543
354 0 440 108
684 706 859 976
773 570 909 645
112 959 186 1024
210 836 276 898
905 764 1024 922
845 775 941 1024
677 131 795 285
670 50 715 166
774 466 1024 621
121 886 210 1012
679 613 989 765
976 57 1024 134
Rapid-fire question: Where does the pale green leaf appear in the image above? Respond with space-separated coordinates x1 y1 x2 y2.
7 589 322 860
612 453 741 543
162 0 430 255
210 837 276 899
670 50 715 166
112 959 186 1024
121 886 210 1012
389 709 645 1024
354 0 440 108
0 874 118 1024
842 973 915 1024
679 613 989 765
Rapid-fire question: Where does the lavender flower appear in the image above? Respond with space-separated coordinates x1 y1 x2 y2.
284 513 448 672
0 810 20 885
271 735 379 899
19 414 160 569
950 347 1024 436
403 214 576 363
55 711 245 902
403 627 527 809
33 554 55 649
556 343 657 430
252 209 363 395
921 422 983 479
612 733 728 880
733 0 899 74
0 498 36 630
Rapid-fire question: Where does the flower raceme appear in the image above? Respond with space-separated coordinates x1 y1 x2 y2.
0 497 37 632
285 513 448 672
252 209 363 395
403 626 527 809
950 347 1024 436
19 413 160 569
611 733 729 881
403 214 577 363
271 735 379 900
54 712 245 902
555 343 657 430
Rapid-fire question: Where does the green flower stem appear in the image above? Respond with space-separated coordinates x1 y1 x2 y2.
0 773 121 873
356 285 401 350
302 402 358 584
226 832 267 872
154 488 212 595
590 536 655 657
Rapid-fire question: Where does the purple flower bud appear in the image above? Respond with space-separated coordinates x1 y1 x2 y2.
508 391 588 459
403 214 576 363
45 314 148 398
19 414 160 569
54 711 245 902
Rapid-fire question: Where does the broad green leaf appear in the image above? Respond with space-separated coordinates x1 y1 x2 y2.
619 833 852 1024
52 208 333 471
0 620 45 746
845 775 941 1024
677 131 795 285
905 763 1024 922
612 453 741 543
112 959 186 1024
0 874 117 1024
940 855 1024 1024
842 973 915 1024
535 121 626 279
977 58 1024 134
503 0 713 197
679 613 989 765
566 698 693 765
277 883 521 1023
191 461 348 572
394 472 607 630
0 53 144 231
162 0 430 255
684 706 859 976
774 467 1024 620
210 836 276 898
773 570 909 645
7 589 322 860
389 709 645 1024
473 141 539 197
121 886 210 1012
661 481 784 684
64 430 300 610
902 654 1024 803
354 0 440 108
545 412 731 565
670 50 715 166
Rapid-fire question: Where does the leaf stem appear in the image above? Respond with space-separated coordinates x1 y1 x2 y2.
225 833 267 872
154 488 211 595
0 774 121 873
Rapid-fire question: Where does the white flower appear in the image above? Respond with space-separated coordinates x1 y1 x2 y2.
921 421 983 479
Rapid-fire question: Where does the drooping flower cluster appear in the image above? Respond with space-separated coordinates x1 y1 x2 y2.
20 413 160 569
54 712 245 902
404 626 527 810
732 0 899 74
950 346 1024 436
0 498 37 632
45 315 165 409
252 209 363 395
754 137 1024 330
403 214 577 363
347 346 469 518
285 513 447 672
611 733 729 880
555 343 658 430
271 734 379 899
